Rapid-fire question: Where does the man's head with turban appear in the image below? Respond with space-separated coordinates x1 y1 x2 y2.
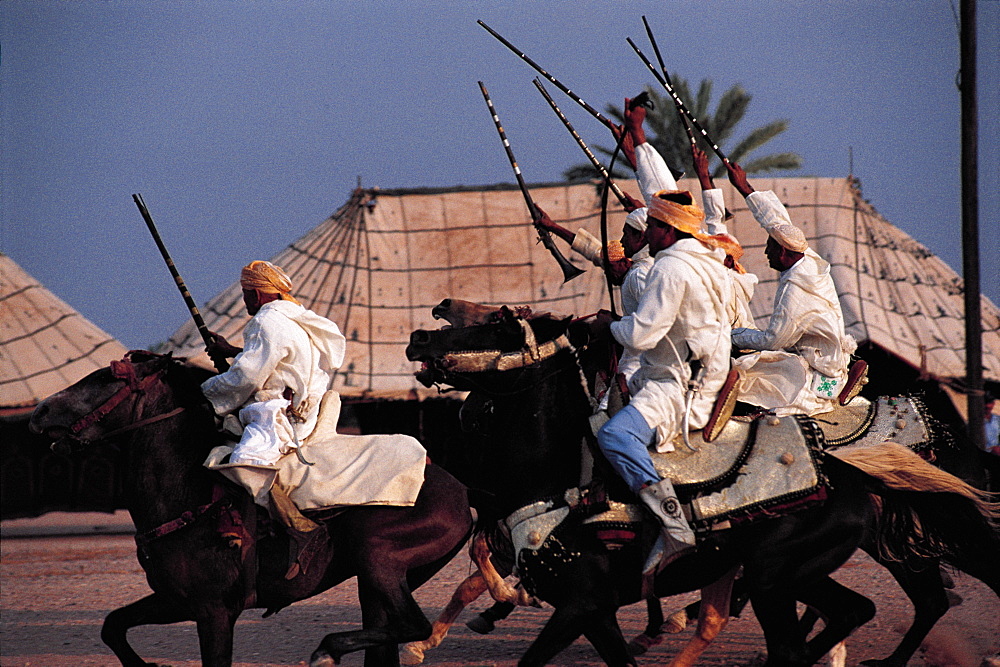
240 260 300 312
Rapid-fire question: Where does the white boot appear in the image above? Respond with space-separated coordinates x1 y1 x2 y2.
639 479 695 577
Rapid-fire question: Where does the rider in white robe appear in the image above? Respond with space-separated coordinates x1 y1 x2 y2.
202 298 346 466
726 166 857 416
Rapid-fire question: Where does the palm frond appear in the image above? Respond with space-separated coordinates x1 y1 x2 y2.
726 120 790 163
711 85 751 146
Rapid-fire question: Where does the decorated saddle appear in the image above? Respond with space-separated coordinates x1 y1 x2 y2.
504 413 828 583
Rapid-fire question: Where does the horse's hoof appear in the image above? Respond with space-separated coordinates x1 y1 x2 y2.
466 614 497 634
664 608 689 633
627 632 663 656
400 644 425 665
310 649 339 667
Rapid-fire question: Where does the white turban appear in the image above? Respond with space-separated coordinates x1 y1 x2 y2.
747 191 809 252
624 207 648 233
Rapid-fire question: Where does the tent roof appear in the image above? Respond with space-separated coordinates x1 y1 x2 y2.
165 178 1000 399
1 252 130 412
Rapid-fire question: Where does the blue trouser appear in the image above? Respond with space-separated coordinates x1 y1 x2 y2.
597 405 660 494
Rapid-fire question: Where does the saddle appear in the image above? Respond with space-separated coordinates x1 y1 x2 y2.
651 414 826 530
814 395 932 453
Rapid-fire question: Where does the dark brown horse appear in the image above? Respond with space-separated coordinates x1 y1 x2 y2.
29 350 473 667
405 305 1000 667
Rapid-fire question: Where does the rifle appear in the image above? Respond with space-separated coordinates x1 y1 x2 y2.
642 16 697 152
478 21 620 133
478 81 584 283
626 37 731 166
532 78 634 211
132 193 229 372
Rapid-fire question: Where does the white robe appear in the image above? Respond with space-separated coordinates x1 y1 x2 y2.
611 239 733 451
701 187 758 329
732 191 856 416
201 299 346 465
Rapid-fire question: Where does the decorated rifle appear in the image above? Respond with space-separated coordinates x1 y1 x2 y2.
532 78 634 211
478 81 584 283
642 16 697 151
132 193 229 372
478 20 620 134
626 37 731 166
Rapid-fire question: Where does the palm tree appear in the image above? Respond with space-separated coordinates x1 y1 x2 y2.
563 77 802 182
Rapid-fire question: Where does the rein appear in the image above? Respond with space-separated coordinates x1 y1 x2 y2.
69 355 184 443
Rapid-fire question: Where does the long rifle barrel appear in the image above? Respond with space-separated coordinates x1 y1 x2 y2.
642 16 697 149
478 81 584 283
626 37 730 165
478 20 617 132
532 78 632 210
132 193 228 372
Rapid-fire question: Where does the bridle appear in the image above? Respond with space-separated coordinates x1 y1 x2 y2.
427 317 587 399
68 353 185 444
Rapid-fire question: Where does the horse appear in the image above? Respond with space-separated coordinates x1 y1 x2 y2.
405 304 1000 667
28 350 474 667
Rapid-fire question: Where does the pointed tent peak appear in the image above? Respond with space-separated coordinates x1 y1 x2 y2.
0 253 129 414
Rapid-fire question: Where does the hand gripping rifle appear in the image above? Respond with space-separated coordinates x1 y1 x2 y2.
478 81 584 283
132 193 229 372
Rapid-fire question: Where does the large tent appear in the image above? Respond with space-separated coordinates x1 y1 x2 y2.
1 252 129 416
166 178 1000 402
1 252 131 518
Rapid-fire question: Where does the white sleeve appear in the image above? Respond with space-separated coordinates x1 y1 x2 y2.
701 189 728 236
570 228 605 268
635 143 677 204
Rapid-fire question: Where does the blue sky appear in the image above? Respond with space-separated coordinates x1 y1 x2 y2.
2 1 997 349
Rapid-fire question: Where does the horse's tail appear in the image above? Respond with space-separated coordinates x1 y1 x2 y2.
831 442 1000 564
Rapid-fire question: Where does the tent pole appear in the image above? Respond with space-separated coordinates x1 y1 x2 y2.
960 0 984 450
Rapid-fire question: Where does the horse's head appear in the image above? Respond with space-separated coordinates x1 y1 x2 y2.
407 302 584 392
29 350 211 453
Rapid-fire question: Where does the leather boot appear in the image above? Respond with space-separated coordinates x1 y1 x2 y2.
270 480 326 579
639 479 695 579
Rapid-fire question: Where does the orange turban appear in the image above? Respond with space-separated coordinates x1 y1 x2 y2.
240 261 301 304
646 190 705 235
648 190 734 257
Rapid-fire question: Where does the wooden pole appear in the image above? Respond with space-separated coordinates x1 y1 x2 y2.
960 0 984 449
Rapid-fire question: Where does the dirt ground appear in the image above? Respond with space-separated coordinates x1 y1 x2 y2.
1 514 998 667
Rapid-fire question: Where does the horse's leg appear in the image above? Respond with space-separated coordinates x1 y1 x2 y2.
470 531 526 604
193 603 242 667
400 570 489 666
101 593 191 667
797 576 876 666
312 568 431 667
856 560 952 667
582 610 638 667
627 597 666 656
519 601 634 667
666 566 739 667
750 590 809 667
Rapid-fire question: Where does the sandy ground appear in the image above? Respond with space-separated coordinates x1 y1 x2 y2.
1 512 998 667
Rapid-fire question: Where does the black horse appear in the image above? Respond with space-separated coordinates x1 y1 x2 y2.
405 305 999 667
29 350 473 667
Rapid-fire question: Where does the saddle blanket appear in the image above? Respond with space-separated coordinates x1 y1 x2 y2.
651 415 824 528
814 395 931 452
205 391 426 511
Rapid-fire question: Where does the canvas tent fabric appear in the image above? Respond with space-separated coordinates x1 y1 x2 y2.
165 179 1000 399
1 252 130 414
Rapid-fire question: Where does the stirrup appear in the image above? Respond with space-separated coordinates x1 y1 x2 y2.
703 367 740 442
838 360 868 405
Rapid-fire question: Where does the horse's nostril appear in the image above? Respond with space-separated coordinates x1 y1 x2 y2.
411 330 430 344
